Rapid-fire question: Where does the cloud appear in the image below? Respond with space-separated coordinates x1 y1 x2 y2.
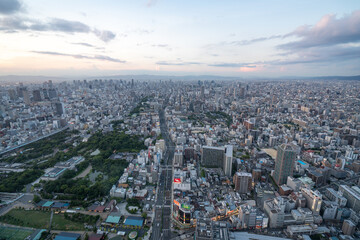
230 35 282 46
152 44 172 51
32 51 126 63
49 18 90 32
93 29 116 42
269 10 360 68
72 42 96 48
147 0 158 7
156 61 201 66
279 10 360 50
152 44 169 48
207 10 360 51
0 0 22 15
47 18 90 33
0 16 116 42
71 42 105 50
207 10 360 69
205 35 283 50
208 45 360 69
274 46 360 65
239 66 260 72
208 63 257 68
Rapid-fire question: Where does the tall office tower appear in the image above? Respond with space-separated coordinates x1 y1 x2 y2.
54 102 65 116
202 145 233 176
239 87 245 99
48 89 57 99
233 172 252 194
42 89 49 100
16 86 23 98
200 85 205 99
32 89 42 102
22 89 31 105
8 89 17 100
273 143 297 185
223 145 233 176
174 152 183 167
174 146 184 167
202 146 225 167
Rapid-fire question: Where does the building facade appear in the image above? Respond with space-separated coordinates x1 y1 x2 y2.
273 144 297 185
233 172 252 194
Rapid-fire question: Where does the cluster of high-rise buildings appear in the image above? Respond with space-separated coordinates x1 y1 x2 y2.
1 78 360 239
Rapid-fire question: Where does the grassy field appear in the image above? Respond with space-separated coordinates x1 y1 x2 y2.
0 209 85 231
0 226 34 240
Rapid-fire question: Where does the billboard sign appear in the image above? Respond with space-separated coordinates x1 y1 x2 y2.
181 204 191 210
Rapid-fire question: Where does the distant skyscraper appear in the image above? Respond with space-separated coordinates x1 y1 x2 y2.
239 87 245 99
54 102 65 116
273 143 296 185
200 85 205 99
42 89 49 100
32 89 42 102
8 89 17 100
22 89 31 105
48 89 57 99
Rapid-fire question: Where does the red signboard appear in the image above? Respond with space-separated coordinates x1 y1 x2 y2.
174 178 181 183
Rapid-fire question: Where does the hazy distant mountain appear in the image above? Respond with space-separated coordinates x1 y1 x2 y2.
308 75 360 81
0 75 70 84
86 74 242 81
0 74 359 84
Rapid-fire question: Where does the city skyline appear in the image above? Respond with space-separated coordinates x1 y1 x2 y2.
1 0 360 78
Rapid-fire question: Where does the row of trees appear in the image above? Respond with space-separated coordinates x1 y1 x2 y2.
42 130 145 203
0 169 43 192
64 212 99 224
3 130 78 163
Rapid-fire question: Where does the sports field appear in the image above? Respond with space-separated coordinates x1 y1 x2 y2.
0 209 84 230
0 226 34 240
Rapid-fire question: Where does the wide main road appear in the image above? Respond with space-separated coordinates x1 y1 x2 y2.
152 108 175 240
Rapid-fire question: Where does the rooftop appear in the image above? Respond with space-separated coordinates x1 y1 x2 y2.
233 232 291 240
124 216 144 227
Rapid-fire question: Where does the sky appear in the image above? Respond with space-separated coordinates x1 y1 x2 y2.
0 0 360 78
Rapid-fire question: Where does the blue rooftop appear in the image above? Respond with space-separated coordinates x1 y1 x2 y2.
54 232 81 240
42 201 54 207
298 160 307 165
106 215 121 224
124 216 144 227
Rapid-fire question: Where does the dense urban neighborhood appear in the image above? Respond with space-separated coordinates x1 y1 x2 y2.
0 79 360 240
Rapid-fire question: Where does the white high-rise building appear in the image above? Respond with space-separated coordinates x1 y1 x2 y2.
223 145 233 177
301 188 322 214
